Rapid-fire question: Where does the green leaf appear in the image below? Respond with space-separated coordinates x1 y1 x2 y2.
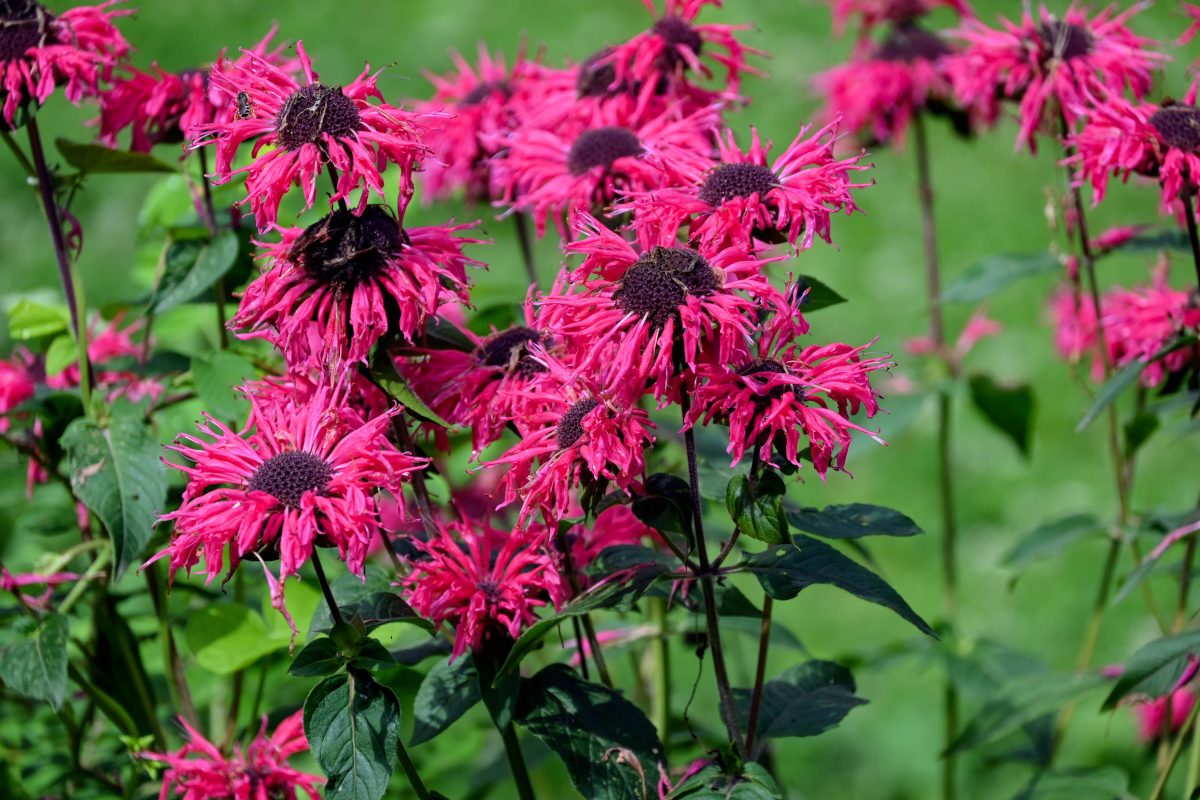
1003 514 1102 572
631 472 693 539
732 660 867 739
1123 411 1159 459
785 503 923 540
0 613 68 709
368 349 450 427
43 334 76 378
948 672 1110 753
710 584 806 652
1077 336 1199 431
191 351 257 422
422 316 475 352
151 230 239 313
310 565 432 634
304 672 400 800
352 639 396 672
55 138 175 174
496 561 670 682
739 536 935 637
667 763 782 800
968 373 1034 456
6 300 70 340
62 402 167 580
90 592 160 738
1112 228 1190 253
1102 629 1200 710
793 275 846 312
185 604 289 675
939 251 1059 303
288 637 344 678
411 656 481 746
516 663 663 800
726 474 786 545
1016 767 1129 800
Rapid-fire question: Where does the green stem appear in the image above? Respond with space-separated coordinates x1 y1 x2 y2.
145 561 197 728
1182 191 1200 291
56 546 109 616
1187 695 1200 797
514 211 537 286
311 551 344 627
743 595 773 759
396 736 433 800
196 149 228 349
1148 695 1200 800
500 722 537 800
649 595 670 741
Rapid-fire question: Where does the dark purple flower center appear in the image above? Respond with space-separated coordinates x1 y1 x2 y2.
1038 21 1092 62
292 205 405 290
698 163 778 206
1149 104 1200 154
461 80 510 107
566 126 643 176
736 358 794 405
479 326 547 379
476 577 502 601
0 0 56 60
274 83 362 152
248 450 334 508
877 23 951 63
578 47 623 97
652 15 703 70
613 245 720 330
557 397 601 450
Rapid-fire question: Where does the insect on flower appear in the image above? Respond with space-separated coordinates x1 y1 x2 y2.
235 90 253 119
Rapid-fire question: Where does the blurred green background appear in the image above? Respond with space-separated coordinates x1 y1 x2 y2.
2 1 1199 798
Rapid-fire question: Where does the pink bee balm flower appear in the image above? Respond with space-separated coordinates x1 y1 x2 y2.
149 380 427 634
686 317 891 476
947 4 1166 152
193 41 430 231
232 206 484 366
489 102 718 238
1066 82 1200 216
622 121 870 252
143 710 322 800
401 518 568 662
95 27 297 153
1181 4 1200 46
0 0 130 127
825 0 974 38
543 212 789 405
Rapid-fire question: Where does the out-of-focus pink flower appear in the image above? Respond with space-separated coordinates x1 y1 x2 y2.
947 4 1165 152
658 758 716 799
149 380 427 635
0 567 81 610
143 710 322 800
192 41 430 231
401 518 567 662
232 206 483 366
826 0 973 38
0 0 130 127
1090 224 1146 255
1180 4 1200 46
95 27 297 153
567 504 658 570
622 121 870 251
1066 82 1200 216
955 309 1001 357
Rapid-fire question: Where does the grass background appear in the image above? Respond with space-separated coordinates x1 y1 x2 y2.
1 1 1199 798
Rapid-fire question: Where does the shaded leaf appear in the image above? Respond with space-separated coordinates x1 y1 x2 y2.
411 656 481 746
969 373 1034 456
0 613 68 709
1014 767 1128 800
939 252 1059 303
368 350 449 426
55 138 175 174
1123 411 1159 459
516 663 663 800
666 763 782 800
732 660 867 739
631 472 693 539
311 566 432 634
739 536 935 637
62 402 167 580
43 334 76 378
948 672 1110 753
793 275 846 312
1078 336 1198 431
1102 629 1200 710
191 351 257 423
711 584 806 652
185 604 289 675
90 593 159 738
785 503 922 540
726 474 786 545
304 672 399 800
288 637 343 678
151 230 240 313
1003 515 1102 572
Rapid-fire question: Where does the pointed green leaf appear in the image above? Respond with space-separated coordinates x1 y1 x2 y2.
948 672 1110 753
6 300 70 340
785 503 922 540
726 474 786 545
1003 514 1102 572
304 672 400 800
1123 411 1159 459
411 656 481 746
55 138 175 174
794 275 846 312
191 351 257 422
739 536 935 637
62 402 167 580
939 251 1059 303
1102 629 1200 710
1077 336 1198 431
43 334 76 378
666 763 782 799
732 660 867 739
0 613 68 709
185 603 289 675
516 664 663 800
288 637 344 678
151 230 240 313
368 350 450 427
968 373 1034 456
310 565 433 634
1016 767 1129 800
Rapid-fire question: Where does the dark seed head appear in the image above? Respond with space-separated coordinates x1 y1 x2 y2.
274 83 361 152
461 80 510 107
476 577 502 601
736 358 794 406
652 15 703 70
479 326 547 379
557 398 601 450
1149 104 1200 154
578 47 624 97
247 450 334 508
1038 21 1092 62
566 126 643 176
290 205 404 290
0 1 55 62
698 163 778 206
613 245 720 330
877 24 951 63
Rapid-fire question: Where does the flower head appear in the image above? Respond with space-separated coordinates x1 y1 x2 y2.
150 380 426 633
401 517 567 661
826 0 973 38
193 41 429 230
143 710 322 800
232 206 483 366
0 0 130 127
947 4 1165 151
